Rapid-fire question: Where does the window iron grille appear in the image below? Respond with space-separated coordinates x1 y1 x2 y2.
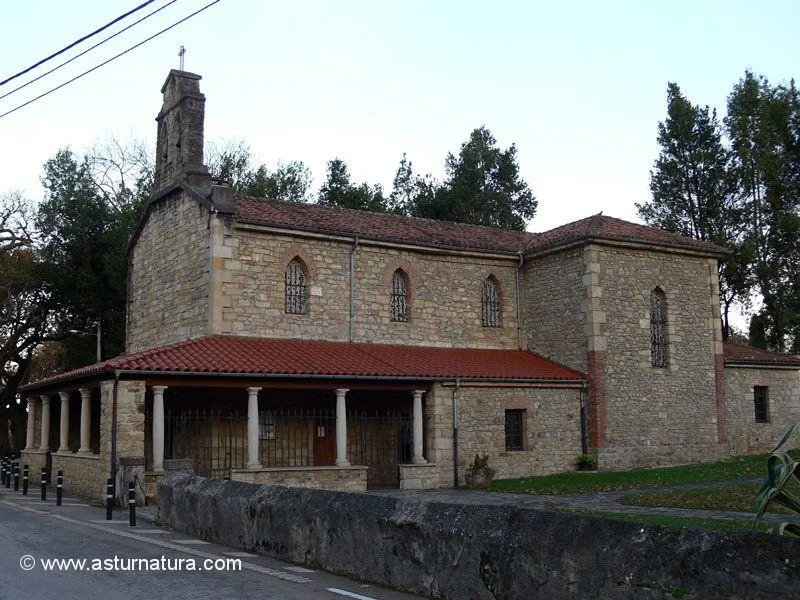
505 410 524 451
650 289 668 368
285 259 308 314
482 278 500 327
390 270 408 322
754 386 769 423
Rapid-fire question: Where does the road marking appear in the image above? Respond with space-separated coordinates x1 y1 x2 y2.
286 566 315 573
172 539 210 545
326 588 378 600
1 500 311 584
224 551 257 557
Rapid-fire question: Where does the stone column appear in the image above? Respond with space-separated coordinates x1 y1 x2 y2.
58 391 70 452
78 388 91 453
247 387 262 469
335 388 350 467
152 386 167 471
25 397 37 451
39 395 51 452
412 389 427 464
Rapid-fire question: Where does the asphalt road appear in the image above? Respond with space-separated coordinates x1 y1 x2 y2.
0 489 421 600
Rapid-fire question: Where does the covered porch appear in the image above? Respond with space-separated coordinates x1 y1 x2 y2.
143 383 431 495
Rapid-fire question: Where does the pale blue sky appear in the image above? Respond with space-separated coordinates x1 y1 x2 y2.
1 0 798 238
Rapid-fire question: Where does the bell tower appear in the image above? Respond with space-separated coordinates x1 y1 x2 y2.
154 70 211 191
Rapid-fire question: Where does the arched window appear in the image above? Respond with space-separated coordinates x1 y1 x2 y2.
482 277 501 327
285 258 308 314
650 288 668 368
390 269 408 322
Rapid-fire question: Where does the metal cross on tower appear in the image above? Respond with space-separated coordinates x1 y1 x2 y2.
179 45 185 70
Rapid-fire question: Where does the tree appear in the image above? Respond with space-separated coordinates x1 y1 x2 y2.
37 144 148 370
317 158 387 212
726 72 800 351
206 140 312 202
0 192 55 453
410 126 536 230
636 83 749 339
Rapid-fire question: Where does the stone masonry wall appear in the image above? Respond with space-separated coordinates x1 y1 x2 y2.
725 366 800 455
127 192 211 353
596 245 723 468
160 473 800 599
521 247 587 371
51 453 104 503
220 225 520 348
100 380 146 504
456 385 583 481
231 465 368 492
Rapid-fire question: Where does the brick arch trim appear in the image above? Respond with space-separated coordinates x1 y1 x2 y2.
279 248 317 281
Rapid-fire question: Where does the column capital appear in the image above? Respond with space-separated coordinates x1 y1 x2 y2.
246 386 262 396
335 388 349 398
412 389 425 399
27 396 37 407
78 387 91 399
151 385 168 395
40 395 50 405
59 391 70 401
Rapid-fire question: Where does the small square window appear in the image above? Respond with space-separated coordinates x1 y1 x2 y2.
505 410 524 451
754 386 769 423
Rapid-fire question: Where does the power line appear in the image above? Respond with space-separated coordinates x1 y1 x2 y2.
0 0 221 121
0 0 181 103
0 0 158 88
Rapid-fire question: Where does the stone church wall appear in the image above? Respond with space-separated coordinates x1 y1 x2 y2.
596 246 723 468
725 366 800 455
127 192 211 353
520 247 587 372
221 224 520 349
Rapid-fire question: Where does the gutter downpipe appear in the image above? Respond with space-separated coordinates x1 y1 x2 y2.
349 236 359 342
515 250 524 350
452 378 460 488
110 370 121 505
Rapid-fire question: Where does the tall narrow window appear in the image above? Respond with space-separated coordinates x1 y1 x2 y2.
505 410 524 451
482 277 501 327
390 269 408 322
285 258 308 314
650 288 668 368
754 386 769 423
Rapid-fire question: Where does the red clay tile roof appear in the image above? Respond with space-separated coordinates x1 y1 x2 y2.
235 196 535 254
723 341 800 367
526 214 726 255
22 336 586 391
233 198 726 256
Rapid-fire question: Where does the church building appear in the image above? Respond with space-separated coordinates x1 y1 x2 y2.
21 71 800 503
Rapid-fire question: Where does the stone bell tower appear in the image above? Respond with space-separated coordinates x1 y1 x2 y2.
154 70 211 191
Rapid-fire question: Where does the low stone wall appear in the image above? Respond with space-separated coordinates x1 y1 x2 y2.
230 465 368 492
19 450 47 483
398 463 441 489
50 452 104 504
159 473 800 599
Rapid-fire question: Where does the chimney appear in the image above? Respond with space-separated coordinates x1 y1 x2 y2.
154 70 211 191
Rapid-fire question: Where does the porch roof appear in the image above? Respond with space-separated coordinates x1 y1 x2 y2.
23 336 586 391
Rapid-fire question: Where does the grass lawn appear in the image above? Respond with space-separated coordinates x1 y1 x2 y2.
564 509 774 534
488 451 799 495
618 482 796 514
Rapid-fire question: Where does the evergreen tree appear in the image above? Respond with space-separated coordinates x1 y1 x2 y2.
317 158 387 212
410 126 536 230
726 72 800 351
636 83 748 339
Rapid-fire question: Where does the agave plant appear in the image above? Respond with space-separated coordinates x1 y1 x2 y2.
752 423 800 537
